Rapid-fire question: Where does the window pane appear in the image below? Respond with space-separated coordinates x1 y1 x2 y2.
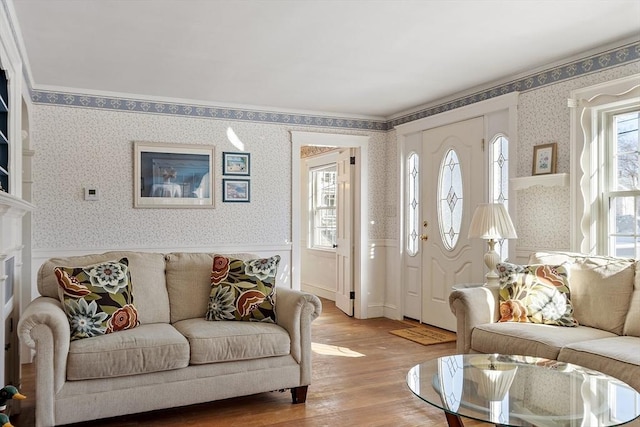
613 112 640 191
309 164 336 249
438 149 463 250
407 152 419 256
610 195 640 257
490 135 510 261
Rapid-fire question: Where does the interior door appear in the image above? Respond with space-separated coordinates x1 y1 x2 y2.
335 149 354 316
421 117 485 331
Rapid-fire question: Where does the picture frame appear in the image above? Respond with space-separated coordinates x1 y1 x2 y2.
222 152 250 176
222 179 250 203
133 141 215 208
532 143 557 175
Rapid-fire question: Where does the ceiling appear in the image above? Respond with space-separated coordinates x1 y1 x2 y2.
8 0 640 119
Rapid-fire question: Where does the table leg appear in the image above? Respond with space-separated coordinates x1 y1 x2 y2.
444 411 465 427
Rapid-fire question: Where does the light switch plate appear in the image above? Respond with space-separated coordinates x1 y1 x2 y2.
84 187 99 201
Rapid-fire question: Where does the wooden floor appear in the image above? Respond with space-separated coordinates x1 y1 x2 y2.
12 299 490 426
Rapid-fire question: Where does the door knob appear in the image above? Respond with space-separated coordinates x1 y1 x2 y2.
419 234 428 241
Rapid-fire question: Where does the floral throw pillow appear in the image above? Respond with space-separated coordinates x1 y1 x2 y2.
206 255 280 322
54 258 140 340
496 262 578 327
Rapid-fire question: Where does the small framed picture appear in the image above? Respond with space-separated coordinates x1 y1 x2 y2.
222 152 250 176
532 143 557 175
222 179 250 202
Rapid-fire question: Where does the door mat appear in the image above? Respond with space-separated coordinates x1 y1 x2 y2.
389 325 457 346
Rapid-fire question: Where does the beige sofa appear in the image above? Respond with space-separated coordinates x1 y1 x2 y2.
449 251 640 392
18 251 322 427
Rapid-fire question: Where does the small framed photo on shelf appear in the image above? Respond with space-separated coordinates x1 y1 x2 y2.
222 152 250 176
222 179 250 203
532 143 557 175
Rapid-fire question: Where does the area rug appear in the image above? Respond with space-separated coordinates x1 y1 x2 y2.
389 324 456 346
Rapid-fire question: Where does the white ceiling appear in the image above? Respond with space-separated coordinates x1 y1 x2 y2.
8 0 640 119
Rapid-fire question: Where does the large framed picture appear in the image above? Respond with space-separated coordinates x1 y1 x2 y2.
134 141 215 208
222 179 250 203
532 143 557 175
222 152 250 176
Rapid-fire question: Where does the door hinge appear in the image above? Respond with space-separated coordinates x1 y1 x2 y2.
481 138 485 152
349 291 355 300
350 156 356 165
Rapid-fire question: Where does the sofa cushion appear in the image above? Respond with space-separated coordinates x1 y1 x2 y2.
206 255 280 322
623 261 640 337
472 322 616 360
558 336 640 392
173 318 290 364
55 258 140 340
67 323 190 380
39 251 170 324
496 262 577 327
165 252 258 323
529 252 635 335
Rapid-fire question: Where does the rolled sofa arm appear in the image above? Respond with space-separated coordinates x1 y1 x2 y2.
449 287 499 354
18 297 70 394
275 288 322 385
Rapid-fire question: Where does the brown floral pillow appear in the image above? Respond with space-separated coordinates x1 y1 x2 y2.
54 258 140 340
206 255 280 322
496 262 577 327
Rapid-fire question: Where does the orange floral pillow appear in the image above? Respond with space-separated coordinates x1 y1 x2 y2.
54 258 140 340
206 255 280 322
496 262 577 327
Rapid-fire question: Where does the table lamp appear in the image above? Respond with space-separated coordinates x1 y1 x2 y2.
468 203 517 287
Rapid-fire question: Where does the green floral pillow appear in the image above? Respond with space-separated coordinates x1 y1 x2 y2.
496 262 578 327
206 255 280 322
54 258 140 340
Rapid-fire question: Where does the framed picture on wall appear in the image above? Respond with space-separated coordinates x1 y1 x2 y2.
222 179 250 202
133 141 215 208
222 152 250 176
532 143 557 175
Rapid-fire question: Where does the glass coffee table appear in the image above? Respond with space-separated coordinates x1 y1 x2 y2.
407 354 640 427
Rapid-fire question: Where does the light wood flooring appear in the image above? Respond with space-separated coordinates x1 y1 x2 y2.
12 299 490 426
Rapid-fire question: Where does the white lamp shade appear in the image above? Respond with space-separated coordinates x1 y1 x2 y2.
468 203 517 240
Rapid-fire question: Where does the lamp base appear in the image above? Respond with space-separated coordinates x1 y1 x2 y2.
483 239 500 288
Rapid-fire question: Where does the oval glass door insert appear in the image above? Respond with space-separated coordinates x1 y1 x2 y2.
438 149 463 250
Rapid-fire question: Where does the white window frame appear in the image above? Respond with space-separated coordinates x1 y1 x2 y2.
306 155 338 251
570 74 640 254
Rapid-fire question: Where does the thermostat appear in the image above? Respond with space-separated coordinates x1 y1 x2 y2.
84 187 99 201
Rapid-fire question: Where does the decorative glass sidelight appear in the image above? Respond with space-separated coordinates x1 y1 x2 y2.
407 152 419 256
490 135 509 260
438 149 463 250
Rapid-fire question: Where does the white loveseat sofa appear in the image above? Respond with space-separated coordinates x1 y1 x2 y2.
449 251 640 393
18 251 322 427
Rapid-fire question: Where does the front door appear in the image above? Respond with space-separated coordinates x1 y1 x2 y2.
421 117 485 331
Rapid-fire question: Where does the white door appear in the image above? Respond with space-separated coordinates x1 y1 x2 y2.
335 149 354 316
421 117 485 331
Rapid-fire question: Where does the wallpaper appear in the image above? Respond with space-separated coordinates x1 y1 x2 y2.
516 62 640 250
31 107 388 250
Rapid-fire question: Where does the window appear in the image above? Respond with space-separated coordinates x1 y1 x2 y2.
489 134 510 261
571 75 640 255
309 164 337 250
406 152 419 256
605 109 640 257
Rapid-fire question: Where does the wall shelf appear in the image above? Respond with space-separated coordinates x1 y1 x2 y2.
511 173 569 190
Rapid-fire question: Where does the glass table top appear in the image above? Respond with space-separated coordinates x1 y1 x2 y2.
407 354 640 427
